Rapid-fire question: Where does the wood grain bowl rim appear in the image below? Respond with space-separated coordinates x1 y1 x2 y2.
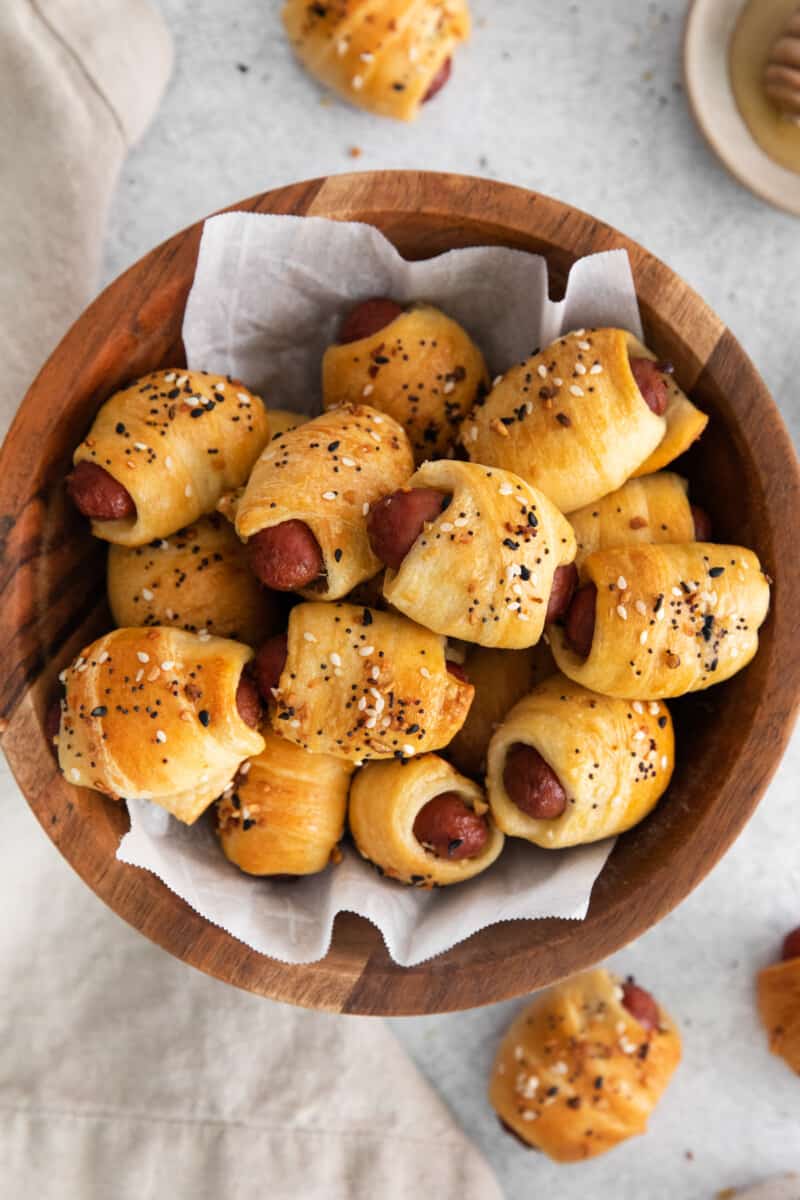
1 172 798 1016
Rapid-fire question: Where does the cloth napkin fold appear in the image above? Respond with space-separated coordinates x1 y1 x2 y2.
0 4 503 1197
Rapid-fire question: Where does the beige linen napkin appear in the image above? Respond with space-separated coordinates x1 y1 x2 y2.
0 5 502 1198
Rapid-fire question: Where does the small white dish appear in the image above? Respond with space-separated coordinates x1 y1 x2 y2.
683 0 800 215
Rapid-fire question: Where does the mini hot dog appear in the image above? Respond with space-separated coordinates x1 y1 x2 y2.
349 754 504 886
368 461 577 650
323 301 489 462
552 542 771 699
489 969 681 1161
70 369 270 546
487 676 674 848
234 404 413 599
282 0 470 122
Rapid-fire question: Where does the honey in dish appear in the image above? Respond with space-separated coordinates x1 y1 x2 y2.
729 0 800 174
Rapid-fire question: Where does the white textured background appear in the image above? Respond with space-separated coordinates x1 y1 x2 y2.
72 0 800 1194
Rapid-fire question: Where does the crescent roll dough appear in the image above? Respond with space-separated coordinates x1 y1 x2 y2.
282 0 471 122
460 328 667 513
568 472 695 572
486 676 674 848
757 956 800 1075
627 335 708 476
73 369 270 545
381 461 577 648
323 304 489 462
270 601 474 761
235 404 413 600
56 627 264 823
447 642 554 778
489 969 681 1161
107 513 280 646
217 730 353 876
349 754 504 886
550 543 771 699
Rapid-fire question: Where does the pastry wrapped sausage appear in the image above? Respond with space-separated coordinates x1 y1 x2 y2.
460 328 668 513
55 627 265 823
235 404 413 597
489 969 681 1161
627 335 708 476
107 513 280 646
68 369 270 545
323 301 489 462
551 543 771 699
349 754 504 885
486 676 674 847
568 472 699 572
447 642 554 778
757 926 800 1076
263 601 474 762
216 730 353 876
369 461 577 649
282 0 471 121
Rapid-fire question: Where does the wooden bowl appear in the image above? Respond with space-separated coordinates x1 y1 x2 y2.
1 172 798 1016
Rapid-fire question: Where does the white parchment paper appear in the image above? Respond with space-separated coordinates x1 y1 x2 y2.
118 212 644 967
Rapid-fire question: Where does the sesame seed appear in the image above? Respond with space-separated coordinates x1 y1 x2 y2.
661 755 669 769
58 669 68 684
214 381 225 392
352 74 364 89
160 661 174 671
648 702 660 715
303 632 318 643
639 630 649 644
443 380 456 395
69 768 81 782
362 502 370 516
453 516 469 527
360 51 374 61
369 431 381 443
362 384 373 397
617 575 628 590
97 651 110 664
499 481 513 495
137 651 150 663
420 667 431 679
323 491 337 500
574 362 587 375
330 653 342 667
469 425 478 442
165 456 173 470
236 392 250 405
135 669 144 683
616 605 628 620
507 601 521 611
521 1111 538 1122
365 716 377 729
440 522 453 532
176 375 188 386
492 375 504 387
341 456 356 467
569 384 584 397
371 665 380 680
517 612 530 621
577 339 591 350
133 441 148 451
554 376 564 386
141 588 154 601
402 744 415 756
289 719 301 728
337 38 348 55
633 730 646 742
537 364 548 378
184 484 193 498
155 730 167 743
358 697 367 711
359 645 374 657
164 373 176 383
635 600 647 615
672 587 683 597
589 363 603 375
632 701 644 713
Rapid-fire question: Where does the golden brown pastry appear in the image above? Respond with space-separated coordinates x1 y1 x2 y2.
265 601 474 762
486 676 674 848
235 404 413 598
568 472 697 572
626 335 708 476
69 370 270 545
757 925 800 1075
489 969 681 1161
55 627 264 823
551 543 771 700
447 642 554 778
349 754 504 885
282 0 471 121
371 461 577 649
107 513 280 646
216 729 353 875
322 301 489 461
460 328 668 513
